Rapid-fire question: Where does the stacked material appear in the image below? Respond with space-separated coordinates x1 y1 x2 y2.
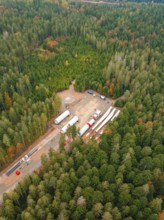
95 108 116 132
92 107 112 131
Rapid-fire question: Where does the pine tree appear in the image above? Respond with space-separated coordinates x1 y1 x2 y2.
3 92 12 110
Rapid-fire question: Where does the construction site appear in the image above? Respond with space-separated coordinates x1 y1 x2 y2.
57 88 120 142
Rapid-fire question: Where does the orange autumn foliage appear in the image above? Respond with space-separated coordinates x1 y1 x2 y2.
106 80 110 88
104 127 112 135
7 145 16 159
109 83 114 96
138 118 144 124
3 92 12 110
145 121 153 129
16 143 24 155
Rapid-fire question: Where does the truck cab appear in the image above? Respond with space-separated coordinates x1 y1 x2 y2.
93 110 102 119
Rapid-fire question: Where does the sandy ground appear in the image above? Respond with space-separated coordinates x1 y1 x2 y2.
58 82 114 128
0 83 116 203
159 212 164 220
58 81 83 111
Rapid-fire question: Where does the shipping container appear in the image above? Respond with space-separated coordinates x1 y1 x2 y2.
55 110 70 124
61 116 79 134
79 124 89 136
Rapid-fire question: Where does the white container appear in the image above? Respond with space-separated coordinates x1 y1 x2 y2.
79 124 90 136
68 116 79 126
60 125 68 134
87 118 95 127
55 110 70 124
79 119 95 137
61 116 79 134
93 110 102 119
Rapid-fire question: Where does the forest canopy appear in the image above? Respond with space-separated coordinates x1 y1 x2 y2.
0 0 163 219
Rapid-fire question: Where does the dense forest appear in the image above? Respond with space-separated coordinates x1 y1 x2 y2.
0 0 164 219
82 0 164 3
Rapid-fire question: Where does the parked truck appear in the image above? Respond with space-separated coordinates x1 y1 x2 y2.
93 109 102 120
79 118 95 136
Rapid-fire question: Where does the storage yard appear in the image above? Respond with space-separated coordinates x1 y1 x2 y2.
57 89 120 140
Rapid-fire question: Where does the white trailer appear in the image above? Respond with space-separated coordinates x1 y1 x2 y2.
55 110 70 124
91 106 112 131
87 118 95 127
111 110 120 122
79 124 89 137
79 118 95 137
61 125 68 134
93 110 102 119
95 108 116 132
61 116 79 134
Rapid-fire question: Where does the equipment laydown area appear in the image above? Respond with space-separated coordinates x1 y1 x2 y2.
55 90 120 140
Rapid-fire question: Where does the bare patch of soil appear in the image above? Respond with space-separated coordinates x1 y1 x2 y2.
159 211 164 220
58 81 84 111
